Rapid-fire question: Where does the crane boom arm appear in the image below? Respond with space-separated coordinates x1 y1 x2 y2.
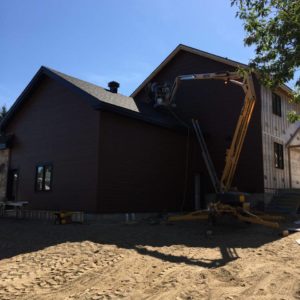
170 71 256 192
220 74 256 192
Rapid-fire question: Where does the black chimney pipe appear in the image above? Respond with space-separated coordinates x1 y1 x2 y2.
108 81 120 93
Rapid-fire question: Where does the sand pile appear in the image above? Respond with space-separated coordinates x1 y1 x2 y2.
0 218 300 299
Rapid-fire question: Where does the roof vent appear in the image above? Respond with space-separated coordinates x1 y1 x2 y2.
108 81 120 93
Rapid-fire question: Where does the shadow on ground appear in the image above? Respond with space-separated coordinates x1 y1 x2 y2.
0 216 283 268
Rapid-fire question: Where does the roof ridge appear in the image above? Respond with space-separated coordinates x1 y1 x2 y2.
130 44 244 97
0 66 138 130
130 44 292 97
41 66 133 98
177 44 247 67
42 67 106 91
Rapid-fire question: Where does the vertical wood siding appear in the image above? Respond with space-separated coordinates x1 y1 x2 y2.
98 111 197 213
289 129 300 187
261 86 300 191
290 148 300 187
5 77 100 212
135 51 265 193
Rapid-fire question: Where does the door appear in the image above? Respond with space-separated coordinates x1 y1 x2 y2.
7 169 19 201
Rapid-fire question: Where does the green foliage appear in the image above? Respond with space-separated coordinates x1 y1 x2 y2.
231 0 300 88
231 0 300 121
0 106 7 122
292 87 300 103
287 110 300 123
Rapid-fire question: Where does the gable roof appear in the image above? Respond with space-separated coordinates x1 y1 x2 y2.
285 121 300 146
0 66 139 130
130 44 293 98
47 67 139 112
0 66 181 131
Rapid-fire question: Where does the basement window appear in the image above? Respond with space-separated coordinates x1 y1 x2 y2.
35 164 53 191
272 93 282 117
274 143 284 169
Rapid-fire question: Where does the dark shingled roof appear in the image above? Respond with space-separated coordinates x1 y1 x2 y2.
47 67 139 113
0 66 180 131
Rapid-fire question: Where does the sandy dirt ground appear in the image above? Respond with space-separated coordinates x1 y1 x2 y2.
0 216 300 300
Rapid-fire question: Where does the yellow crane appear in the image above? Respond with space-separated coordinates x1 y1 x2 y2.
150 70 283 228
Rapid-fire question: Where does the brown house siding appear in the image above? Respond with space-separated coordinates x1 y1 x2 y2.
134 50 264 193
3 47 265 214
97 111 198 213
5 76 100 212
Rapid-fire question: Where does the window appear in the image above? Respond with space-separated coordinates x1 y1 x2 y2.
35 164 53 191
272 93 282 116
274 143 284 169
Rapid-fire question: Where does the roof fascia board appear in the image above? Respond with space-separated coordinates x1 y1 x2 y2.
130 44 245 98
1 67 108 130
130 44 292 98
0 66 99 131
0 67 45 130
130 45 182 98
42 70 176 129
41 68 102 108
0 66 183 132
179 44 246 68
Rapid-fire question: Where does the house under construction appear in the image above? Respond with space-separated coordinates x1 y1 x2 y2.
0 44 299 213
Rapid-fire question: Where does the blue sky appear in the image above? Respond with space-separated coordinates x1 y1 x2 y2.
0 0 260 108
